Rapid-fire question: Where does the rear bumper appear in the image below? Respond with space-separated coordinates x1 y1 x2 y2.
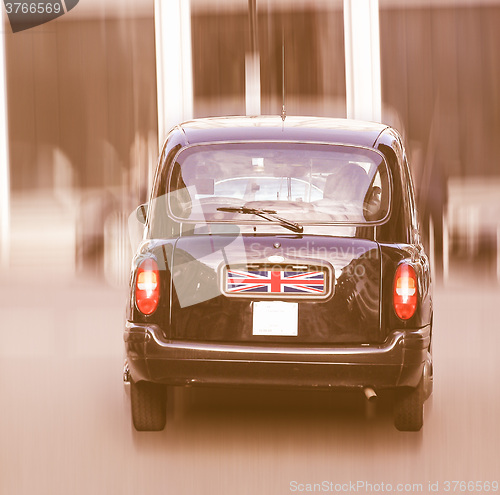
124 322 430 390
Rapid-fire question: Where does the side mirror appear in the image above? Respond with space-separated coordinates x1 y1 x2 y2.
136 203 148 224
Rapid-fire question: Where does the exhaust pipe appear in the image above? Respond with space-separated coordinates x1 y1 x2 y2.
364 387 377 401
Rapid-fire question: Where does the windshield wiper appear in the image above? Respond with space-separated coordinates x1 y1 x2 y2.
217 206 303 233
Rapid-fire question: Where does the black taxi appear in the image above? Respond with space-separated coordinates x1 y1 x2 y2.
124 116 433 432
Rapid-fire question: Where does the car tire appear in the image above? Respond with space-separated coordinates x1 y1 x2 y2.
130 380 167 431
423 349 433 400
394 375 424 432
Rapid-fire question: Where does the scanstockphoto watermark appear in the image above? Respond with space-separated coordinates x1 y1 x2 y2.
3 0 79 33
249 242 375 262
289 480 499 493
289 480 424 493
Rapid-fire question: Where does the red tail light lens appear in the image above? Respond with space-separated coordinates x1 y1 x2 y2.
393 263 417 320
135 258 160 315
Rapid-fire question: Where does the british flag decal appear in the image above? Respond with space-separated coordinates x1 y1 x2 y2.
225 268 328 297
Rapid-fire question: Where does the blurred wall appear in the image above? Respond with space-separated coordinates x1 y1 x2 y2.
5 13 157 195
380 4 500 181
192 5 346 117
5 2 500 195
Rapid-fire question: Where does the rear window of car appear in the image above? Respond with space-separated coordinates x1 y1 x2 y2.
166 142 391 225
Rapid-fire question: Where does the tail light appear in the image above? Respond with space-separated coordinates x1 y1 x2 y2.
393 263 417 320
135 258 160 315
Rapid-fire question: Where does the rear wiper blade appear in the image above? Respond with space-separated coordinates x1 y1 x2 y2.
217 206 303 233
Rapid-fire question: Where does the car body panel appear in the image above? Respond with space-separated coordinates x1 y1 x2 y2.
178 116 388 149
169 234 382 344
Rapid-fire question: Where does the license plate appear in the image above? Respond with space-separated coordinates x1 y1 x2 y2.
252 301 298 336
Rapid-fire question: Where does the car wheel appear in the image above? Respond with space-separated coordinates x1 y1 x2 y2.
394 375 424 432
130 380 167 431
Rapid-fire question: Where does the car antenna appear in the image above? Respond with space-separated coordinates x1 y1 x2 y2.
281 29 286 126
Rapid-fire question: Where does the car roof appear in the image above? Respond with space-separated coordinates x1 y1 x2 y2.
175 116 389 148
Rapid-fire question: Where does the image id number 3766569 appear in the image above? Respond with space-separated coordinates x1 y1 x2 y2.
4 2 62 14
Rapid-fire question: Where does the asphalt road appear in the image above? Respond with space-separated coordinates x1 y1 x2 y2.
1 270 499 495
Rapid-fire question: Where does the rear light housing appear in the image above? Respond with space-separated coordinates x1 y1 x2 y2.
393 263 418 320
135 258 160 315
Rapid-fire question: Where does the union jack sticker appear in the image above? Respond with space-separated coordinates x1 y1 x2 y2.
223 266 331 299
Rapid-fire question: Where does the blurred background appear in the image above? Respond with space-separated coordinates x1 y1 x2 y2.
2 0 500 286
1 2 500 495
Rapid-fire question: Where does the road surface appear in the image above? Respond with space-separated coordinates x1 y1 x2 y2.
1 270 499 495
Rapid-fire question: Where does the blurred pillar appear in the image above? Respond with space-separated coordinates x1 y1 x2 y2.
343 0 381 122
245 53 261 116
443 208 449 283
154 0 193 150
0 8 10 269
245 0 260 116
